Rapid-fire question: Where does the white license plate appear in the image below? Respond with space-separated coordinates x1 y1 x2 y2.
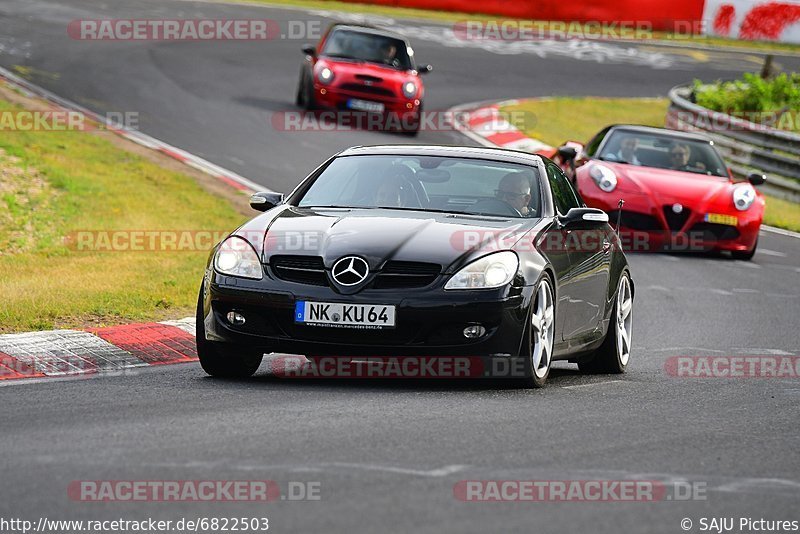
295 301 396 329
347 99 385 113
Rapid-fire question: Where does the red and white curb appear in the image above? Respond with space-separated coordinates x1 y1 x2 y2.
0 319 198 382
448 99 553 154
0 66 266 195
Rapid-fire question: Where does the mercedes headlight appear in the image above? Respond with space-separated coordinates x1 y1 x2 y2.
214 236 263 280
589 164 618 193
317 66 334 84
402 81 417 98
732 184 756 211
445 251 519 290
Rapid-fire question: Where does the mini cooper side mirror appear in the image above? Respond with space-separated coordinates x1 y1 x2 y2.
748 172 766 186
301 44 316 56
250 192 283 212
557 146 577 161
417 64 433 74
561 207 609 228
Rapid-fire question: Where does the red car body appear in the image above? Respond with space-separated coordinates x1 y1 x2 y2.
296 24 431 133
549 125 766 258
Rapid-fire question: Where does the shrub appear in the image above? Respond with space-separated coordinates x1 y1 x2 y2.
693 72 800 131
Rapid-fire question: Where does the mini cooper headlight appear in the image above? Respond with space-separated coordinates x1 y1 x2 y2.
445 251 519 290
402 81 417 98
214 236 263 280
732 183 756 211
317 66 334 84
589 164 618 193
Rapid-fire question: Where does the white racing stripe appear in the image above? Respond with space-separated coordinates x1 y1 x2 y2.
761 226 800 239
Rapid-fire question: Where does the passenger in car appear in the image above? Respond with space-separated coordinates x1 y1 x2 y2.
617 137 641 165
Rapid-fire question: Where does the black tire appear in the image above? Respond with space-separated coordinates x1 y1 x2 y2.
294 72 305 107
519 276 556 388
579 272 632 374
402 106 422 136
731 237 757 261
295 70 316 110
196 287 263 378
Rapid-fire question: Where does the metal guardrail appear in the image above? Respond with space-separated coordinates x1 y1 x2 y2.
666 85 800 203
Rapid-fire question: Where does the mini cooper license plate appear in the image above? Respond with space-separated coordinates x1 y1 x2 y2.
705 213 738 226
347 99 385 113
295 301 396 329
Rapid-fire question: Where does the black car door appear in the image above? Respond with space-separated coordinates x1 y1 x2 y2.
546 162 611 344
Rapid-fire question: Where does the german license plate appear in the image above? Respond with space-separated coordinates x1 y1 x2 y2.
347 99 384 113
295 301 396 329
705 213 738 226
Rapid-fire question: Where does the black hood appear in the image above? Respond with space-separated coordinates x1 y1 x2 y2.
250 206 538 272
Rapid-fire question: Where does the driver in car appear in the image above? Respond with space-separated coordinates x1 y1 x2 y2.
374 175 406 208
495 172 532 216
669 143 706 173
380 42 398 67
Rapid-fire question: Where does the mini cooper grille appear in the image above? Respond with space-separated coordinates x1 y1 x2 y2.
689 222 741 242
607 210 661 232
663 206 692 232
373 261 440 289
271 255 327 286
339 83 395 98
355 74 383 83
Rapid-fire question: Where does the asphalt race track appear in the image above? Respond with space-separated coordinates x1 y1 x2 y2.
1 1 799 532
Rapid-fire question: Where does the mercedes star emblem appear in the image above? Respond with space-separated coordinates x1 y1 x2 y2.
331 256 369 286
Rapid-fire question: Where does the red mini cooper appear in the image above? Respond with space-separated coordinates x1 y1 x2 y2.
295 24 432 134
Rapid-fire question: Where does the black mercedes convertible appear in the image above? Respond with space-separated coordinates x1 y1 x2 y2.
197 145 634 387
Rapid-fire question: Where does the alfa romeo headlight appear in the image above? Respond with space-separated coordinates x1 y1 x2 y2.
445 251 519 290
214 236 263 280
589 164 618 193
732 184 756 211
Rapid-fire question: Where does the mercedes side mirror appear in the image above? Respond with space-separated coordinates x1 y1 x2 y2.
250 192 283 212
561 207 609 228
748 172 766 186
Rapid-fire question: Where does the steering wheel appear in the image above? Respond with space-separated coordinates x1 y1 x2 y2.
468 198 522 217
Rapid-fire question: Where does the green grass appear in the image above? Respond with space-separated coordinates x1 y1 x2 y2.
501 96 800 232
503 97 670 147
237 0 800 53
763 195 800 232
0 99 247 333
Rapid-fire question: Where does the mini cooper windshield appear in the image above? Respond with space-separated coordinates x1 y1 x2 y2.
321 29 414 70
297 155 543 218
